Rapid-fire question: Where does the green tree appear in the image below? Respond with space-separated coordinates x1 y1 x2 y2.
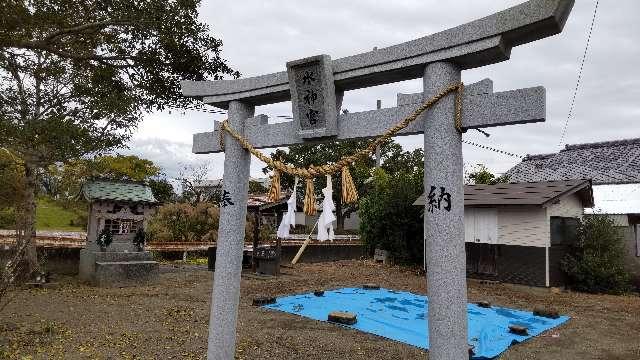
381 142 424 176
45 154 165 200
561 216 631 294
465 164 510 185
148 178 175 203
263 140 376 231
88 155 161 181
263 139 424 231
146 202 254 243
0 0 238 274
40 154 164 202
359 168 424 263
248 179 268 194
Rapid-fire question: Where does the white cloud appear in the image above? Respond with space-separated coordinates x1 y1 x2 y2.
128 0 640 178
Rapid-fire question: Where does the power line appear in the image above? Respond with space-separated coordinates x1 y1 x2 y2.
462 140 524 159
168 104 227 115
167 104 295 120
558 0 600 148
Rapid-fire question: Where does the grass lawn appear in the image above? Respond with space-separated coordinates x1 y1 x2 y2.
34 198 85 231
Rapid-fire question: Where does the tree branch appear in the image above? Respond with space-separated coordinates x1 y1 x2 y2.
0 52 29 121
41 20 137 43
3 40 138 64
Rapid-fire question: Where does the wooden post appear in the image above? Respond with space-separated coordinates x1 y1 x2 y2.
291 219 319 265
252 209 260 273
275 235 281 276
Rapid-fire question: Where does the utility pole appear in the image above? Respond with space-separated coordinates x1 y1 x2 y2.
375 99 382 168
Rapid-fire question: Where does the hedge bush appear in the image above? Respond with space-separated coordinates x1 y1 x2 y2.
145 202 258 243
359 168 424 264
561 215 631 294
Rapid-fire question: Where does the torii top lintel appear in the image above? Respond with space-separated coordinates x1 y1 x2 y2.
181 0 574 109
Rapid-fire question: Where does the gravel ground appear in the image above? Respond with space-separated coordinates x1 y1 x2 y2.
1 260 639 359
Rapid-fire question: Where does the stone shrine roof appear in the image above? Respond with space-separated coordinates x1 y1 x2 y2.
83 180 157 204
506 138 640 185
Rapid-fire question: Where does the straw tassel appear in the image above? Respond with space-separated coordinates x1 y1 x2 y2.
303 178 316 216
341 167 358 204
267 170 281 202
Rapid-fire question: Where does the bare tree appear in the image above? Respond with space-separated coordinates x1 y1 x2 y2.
176 163 219 205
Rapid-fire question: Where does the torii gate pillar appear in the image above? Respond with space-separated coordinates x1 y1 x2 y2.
207 101 254 360
423 62 467 358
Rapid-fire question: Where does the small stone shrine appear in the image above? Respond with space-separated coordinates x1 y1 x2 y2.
79 179 159 287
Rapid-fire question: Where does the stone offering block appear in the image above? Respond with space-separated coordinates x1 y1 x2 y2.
328 311 357 325
373 248 390 264
254 246 278 259
508 325 528 336
252 296 276 306
313 290 325 297
476 301 491 308
79 250 159 287
254 246 280 276
363 284 380 290
94 260 159 287
533 307 560 319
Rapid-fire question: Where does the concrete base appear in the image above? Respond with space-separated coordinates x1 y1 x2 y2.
79 249 158 287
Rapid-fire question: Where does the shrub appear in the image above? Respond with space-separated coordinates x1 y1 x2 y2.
561 215 631 294
96 228 113 249
145 202 256 243
145 202 219 242
0 208 16 229
359 168 424 264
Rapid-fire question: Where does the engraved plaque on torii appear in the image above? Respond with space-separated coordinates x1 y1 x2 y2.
286 55 337 139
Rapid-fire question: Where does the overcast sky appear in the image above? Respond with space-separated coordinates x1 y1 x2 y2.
124 0 640 181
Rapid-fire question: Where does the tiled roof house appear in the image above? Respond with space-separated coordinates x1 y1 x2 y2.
506 138 640 282
506 138 640 185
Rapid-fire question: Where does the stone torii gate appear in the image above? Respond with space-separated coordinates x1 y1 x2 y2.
182 1 574 359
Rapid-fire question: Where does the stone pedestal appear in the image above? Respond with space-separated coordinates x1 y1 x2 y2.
79 249 159 287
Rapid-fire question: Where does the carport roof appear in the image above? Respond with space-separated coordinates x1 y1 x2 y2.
414 179 593 207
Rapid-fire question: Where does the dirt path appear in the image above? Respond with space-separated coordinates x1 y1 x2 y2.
1 260 639 359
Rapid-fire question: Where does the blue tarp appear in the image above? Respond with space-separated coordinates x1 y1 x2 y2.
263 287 569 359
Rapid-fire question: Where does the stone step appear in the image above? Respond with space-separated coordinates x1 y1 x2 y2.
96 260 157 265
92 251 153 262
93 260 159 287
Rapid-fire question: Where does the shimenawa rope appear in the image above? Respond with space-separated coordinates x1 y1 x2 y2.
219 82 464 215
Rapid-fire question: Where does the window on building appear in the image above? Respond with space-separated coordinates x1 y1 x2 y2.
550 217 580 245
